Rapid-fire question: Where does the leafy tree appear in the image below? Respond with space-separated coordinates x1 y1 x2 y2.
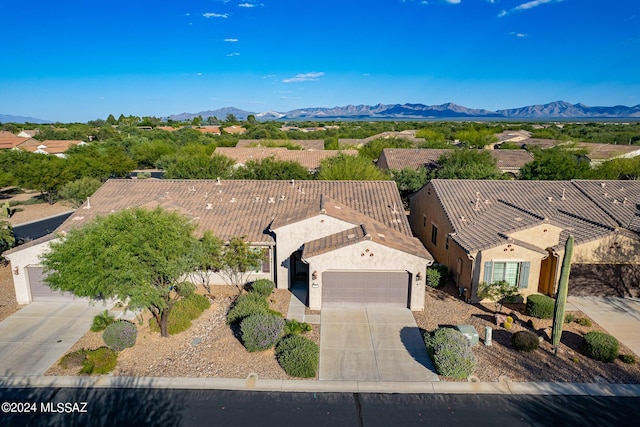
58 177 103 208
519 146 592 180
416 129 450 148
392 167 429 205
0 221 15 263
359 137 414 160
434 150 503 180
42 208 200 337
106 114 117 125
477 280 521 313
225 113 238 124
455 129 498 148
14 154 73 204
316 154 389 180
233 158 312 180
158 153 235 179
218 236 265 295
590 157 640 180
130 140 175 169
192 232 224 294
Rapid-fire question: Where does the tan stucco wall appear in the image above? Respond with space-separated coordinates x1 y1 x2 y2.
304 240 429 311
507 223 562 249
473 243 547 302
409 183 455 265
573 234 640 264
272 215 356 289
5 240 55 305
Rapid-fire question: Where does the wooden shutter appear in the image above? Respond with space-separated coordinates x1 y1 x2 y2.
483 261 493 284
519 262 530 289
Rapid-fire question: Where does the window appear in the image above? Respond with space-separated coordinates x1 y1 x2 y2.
483 261 530 289
423 215 427 227
431 224 438 245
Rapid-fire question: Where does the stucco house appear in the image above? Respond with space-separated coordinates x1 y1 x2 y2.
214 147 359 172
5 179 433 310
409 179 640 302
378 148 534 176
236 139 325 150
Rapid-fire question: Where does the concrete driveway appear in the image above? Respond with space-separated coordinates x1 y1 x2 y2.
319 307 439 382
0 302 107 376
568 296 640 357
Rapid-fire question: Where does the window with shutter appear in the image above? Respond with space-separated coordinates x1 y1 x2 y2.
261 248 270 273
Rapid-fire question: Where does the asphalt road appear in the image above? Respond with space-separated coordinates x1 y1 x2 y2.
12 212 73 244
1 387 638 427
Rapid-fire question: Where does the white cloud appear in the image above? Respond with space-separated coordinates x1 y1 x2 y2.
444 0 461 4
510 32 528 37
500 0 556 17
203 12 229 18
224 38 239 42
283 72 325 83
239 2 261 7
226 52 240 57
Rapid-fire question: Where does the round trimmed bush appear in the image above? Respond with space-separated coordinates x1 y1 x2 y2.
511 330 540 352
250 279 275 297
227 292 270 324
240 313 285 352
150 294 211 335
581 331 619 362
526 294 555 319
276 335 319 378
102 320 138 351
81 347 118 375
424 328 477 379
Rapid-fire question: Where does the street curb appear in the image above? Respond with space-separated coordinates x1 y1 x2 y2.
2 376 640 396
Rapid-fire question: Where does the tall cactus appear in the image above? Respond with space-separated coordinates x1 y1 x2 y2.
552 234 574 355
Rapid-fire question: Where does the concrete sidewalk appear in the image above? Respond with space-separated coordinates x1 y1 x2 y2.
568 296 640 357
2 375 639 397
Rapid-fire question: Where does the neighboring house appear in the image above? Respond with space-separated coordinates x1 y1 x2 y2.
222 125 247 135
378 148 534 175
18 139 86 157
5 179 433 310
214 147 359 171
0 135 36 150
17 130 40 138
410 179 640 302
491 130 532 149
236 139 325 150
338 131 426 148
521 138 640 165
196 126 221 135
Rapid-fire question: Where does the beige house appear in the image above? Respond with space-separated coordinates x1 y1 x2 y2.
236 139 325 150
214 147 358 171
410 179 640 301
378 148 534 176
5 179 432 310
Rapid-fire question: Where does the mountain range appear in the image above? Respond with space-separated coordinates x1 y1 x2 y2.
168 101 640 122
3 101 640 124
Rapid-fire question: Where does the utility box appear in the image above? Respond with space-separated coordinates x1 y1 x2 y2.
456 324 479 346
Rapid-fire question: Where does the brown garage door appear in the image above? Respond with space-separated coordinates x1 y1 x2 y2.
322 271 409 308
27 266 79 302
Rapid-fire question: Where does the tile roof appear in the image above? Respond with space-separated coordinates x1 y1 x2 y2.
0 136 32 149
426 179 640 254
55 180 417 247
19 140 85 154
236 139 325 150
378 149 533 172
521 139 640 162
214 147 358 170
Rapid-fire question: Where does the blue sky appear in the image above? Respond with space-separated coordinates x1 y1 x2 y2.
1 0 638 122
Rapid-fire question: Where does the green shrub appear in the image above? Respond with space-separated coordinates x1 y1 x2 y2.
424 328 477 379
284 319 312 336
102 320 138 351
149 294 211 335
511 330 540 352
250 279 275 297
564 313 575 324
61 347 118 375
276 335 319 378
227 292 270 324
526 294 555 319
240 313 285 352
619 354 636 364
581 331 619 363
90 310 116 332
426 265 448 288
575 317 592 327
80 347 118 375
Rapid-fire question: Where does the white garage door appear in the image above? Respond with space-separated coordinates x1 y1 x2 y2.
322 271 410 308
27 266 79 302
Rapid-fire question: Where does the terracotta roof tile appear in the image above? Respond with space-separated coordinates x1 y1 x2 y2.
378 149 533 172
214 147 357 170
236 139 325 150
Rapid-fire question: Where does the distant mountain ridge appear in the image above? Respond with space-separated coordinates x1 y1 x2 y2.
0 114 50 124
170 101 640 122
